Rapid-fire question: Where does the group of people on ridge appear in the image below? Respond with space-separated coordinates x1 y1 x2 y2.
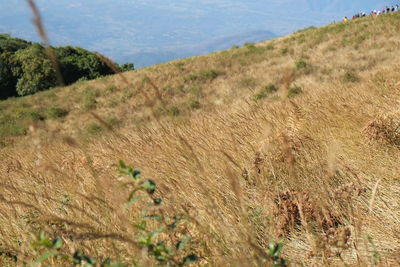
343 4 399 22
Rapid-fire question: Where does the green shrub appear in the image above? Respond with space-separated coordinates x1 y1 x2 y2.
184 69 221 82
83 98 97 111
155 106 181 117
107 99 119 107
297 34 306 44
288 85 303 97
198 69 220 80
183 74 198 82
105 85 117 94
176 84 185 93
106 117 120 127
47 107 68 119
264 84 278 94
255 92 266 100
239 77 257 89
295 59 313 75
119 62 134 72
82 88 99 110
188 100 201 110
295 59 308 70
121 91 133 102
343 71 360 83
0 122 27 137
244 42 256 50
85 123 103 136
28 111 46 121
255 84 278 100
280 48 289 56
175 62 185 71
266 43 275 50
190 87 202 98
168 106 180 117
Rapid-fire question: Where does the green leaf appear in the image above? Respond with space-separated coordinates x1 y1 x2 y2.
52 237 63 249
127 195 147 207
59 254 70 260
181 254 199 265
41 239 53 248
152 242 174 262
268 241 283 257
145 214 164 222
31 251 56 266
118 161 138 180
153 198 162 205
138 235 151 246
132 170 141 180
120 182 134 188
275 243 284 256
127 188 141 201
149 227 165 242
83 255 96 264
142 179 156 194
101 257 112 267
73 250 84 264
176 236 191 251
118 160 126 169
168 215 186 230
134 220 147 231
138 227 165 246
39 230 46 241
273 258 287 267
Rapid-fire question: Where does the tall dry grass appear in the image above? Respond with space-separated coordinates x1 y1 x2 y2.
1 5 400 266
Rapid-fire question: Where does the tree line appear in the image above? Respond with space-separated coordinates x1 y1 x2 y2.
0 34 134 100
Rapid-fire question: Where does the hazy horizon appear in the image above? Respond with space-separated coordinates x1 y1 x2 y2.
0 0 395 67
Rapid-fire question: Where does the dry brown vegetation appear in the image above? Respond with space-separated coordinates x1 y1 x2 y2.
1 12 400 266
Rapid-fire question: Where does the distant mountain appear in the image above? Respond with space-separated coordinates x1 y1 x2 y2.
305 0 395 12
0 0 396 67
122 30 278 67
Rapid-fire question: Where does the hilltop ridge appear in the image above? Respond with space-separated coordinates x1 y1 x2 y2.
0 12 400 266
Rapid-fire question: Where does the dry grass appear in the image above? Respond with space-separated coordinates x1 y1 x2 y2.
1 12 400 266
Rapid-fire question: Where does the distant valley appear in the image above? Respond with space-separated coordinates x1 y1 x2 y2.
122 30 278 67
0 0 395 67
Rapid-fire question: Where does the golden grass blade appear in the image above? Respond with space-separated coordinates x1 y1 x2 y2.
26 0 64 86
368 179 382 214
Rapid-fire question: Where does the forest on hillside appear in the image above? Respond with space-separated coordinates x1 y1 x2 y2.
0 34 134 100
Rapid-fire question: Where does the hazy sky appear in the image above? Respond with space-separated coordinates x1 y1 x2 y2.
0 0 395 66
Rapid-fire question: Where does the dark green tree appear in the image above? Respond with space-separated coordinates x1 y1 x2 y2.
13 44 57 96
0 34 31 53
0 34 135 99
55 46 115 84
0 52 18 99
120 62 134 72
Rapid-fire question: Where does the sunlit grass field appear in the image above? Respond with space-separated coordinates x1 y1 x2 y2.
1 12 400 266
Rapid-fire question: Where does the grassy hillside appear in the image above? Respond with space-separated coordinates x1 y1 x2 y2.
1 13 400 266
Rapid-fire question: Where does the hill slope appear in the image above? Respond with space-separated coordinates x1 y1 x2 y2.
1 13 400 265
